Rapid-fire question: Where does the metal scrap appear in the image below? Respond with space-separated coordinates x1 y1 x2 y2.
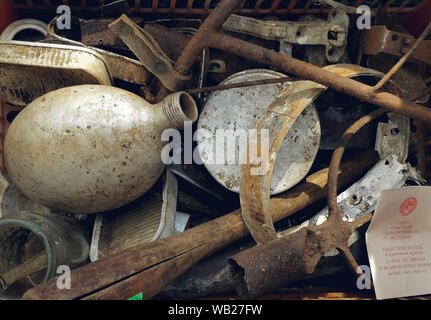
81 17 143 50
229 105 417 298
223 8 349 63
169 0 431 126
46 17 151 86
109 15 191 92
89 171 178 262
0 19 47 41
2 0 431 302
229 59 424 297
362 25 431 66
238 64 401 244
0 41 112 106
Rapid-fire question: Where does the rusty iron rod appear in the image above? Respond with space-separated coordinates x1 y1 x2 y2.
171 0 431 126
373 22 431 91
22 151 378 300
186 76 292 94
0 251 47 290
212 32 431 124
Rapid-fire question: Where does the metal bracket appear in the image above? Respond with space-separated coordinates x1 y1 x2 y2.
223 8 349 63
362 26 431 66
375 112 410 163
109 14 191 91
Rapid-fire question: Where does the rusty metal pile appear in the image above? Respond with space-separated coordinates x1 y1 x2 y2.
0 0 430 300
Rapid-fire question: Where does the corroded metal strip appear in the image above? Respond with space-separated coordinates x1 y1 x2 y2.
0 41 112 106
109 15 191 91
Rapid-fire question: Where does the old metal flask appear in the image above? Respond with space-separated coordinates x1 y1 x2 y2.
4 85 198 214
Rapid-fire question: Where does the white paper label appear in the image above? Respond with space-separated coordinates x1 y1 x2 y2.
366 186 431 300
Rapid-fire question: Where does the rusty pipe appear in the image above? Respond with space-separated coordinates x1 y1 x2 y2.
171 0 431 126
228 228 310 299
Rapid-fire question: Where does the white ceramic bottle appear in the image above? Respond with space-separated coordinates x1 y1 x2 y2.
4 85 198 214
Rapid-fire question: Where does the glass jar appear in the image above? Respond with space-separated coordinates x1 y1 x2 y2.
0 211 90 299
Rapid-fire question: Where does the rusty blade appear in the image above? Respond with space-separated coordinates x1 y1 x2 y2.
0 41 112 106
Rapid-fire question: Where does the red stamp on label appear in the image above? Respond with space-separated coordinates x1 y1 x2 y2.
400 197 417 216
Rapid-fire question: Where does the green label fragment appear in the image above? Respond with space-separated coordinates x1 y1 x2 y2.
128 292 143 300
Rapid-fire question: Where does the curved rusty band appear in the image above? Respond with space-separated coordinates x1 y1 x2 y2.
327 109 388 229
239 64 403 245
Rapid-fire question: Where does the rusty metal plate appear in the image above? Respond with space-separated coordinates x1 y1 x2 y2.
197 69 321 195
362 26 431 65
0 41 112 106
81 18 135 49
